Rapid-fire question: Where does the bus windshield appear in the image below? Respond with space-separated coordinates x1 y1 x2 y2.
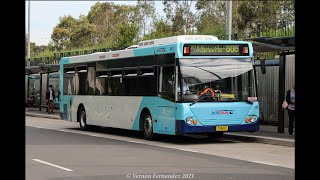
178 58 256 103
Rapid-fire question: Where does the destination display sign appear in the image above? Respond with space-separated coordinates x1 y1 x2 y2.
183 44 250 56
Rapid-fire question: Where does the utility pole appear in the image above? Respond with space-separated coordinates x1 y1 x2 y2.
27 0 31 66
226 0 232 40
226 1 233 91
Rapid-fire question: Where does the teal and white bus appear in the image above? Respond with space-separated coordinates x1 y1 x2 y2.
59 35 259 140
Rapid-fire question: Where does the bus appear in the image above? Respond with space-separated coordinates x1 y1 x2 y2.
59 35 259 140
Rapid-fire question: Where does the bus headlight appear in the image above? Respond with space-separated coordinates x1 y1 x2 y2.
186 117 193 125
249 115 257 123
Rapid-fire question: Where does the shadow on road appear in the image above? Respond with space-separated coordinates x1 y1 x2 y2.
66 126 238 145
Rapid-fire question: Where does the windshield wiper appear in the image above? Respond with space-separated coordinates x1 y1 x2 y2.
194 67 222 80
189 96 214 106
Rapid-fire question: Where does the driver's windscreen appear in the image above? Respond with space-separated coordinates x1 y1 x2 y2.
179 58 255 102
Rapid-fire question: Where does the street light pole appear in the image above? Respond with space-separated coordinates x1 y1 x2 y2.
226 0 232 40
27 0 31 66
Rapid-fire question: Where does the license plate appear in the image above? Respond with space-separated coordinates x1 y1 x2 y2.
216 126 228 131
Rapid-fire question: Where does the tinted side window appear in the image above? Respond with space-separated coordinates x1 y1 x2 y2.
87 66 95 95
96 71 108 95
109 69 123 96
109 78 123 96
123 69 138 96
63 67 75 95
160 66 175 101
77 66 87 95
138 67 156 96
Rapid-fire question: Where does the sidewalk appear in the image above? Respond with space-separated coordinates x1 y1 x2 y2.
25 108 294 147
225 125 295 147
25 107 61 120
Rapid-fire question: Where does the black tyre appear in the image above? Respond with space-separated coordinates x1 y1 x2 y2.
142 113 155 140
78 107 88 130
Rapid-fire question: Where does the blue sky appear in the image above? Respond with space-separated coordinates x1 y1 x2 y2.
25 1 165 45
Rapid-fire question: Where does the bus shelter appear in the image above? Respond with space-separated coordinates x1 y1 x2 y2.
25 64 59 111
247 36 295 133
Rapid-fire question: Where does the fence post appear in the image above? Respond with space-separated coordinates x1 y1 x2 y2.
257 23 261 37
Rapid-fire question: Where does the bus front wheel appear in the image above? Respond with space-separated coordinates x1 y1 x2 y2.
78 107 88 130
143 114 154 140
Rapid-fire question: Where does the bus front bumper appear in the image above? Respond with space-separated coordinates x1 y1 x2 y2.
175 120 260 134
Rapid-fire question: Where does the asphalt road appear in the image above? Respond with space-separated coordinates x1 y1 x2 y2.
26 125 294 180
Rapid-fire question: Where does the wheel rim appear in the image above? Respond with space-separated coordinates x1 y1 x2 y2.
80 111 86 127
144 117 152 136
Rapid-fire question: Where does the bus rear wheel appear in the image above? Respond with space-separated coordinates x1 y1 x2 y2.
208 132 224 138
78 107 88 130
143 113 155 140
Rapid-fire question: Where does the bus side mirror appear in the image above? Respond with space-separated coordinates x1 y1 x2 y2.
260 59 266 74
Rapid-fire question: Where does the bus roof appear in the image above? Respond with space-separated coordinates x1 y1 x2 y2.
62 35 252 64
137 35 219 48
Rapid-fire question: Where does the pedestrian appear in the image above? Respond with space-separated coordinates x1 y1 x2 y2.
286 85 295 135
26 92 36 110
46 85 56 114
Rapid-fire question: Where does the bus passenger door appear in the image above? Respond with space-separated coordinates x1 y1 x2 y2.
154 66 176 135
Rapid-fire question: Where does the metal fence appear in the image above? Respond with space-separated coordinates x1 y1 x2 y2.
255 63 279 124
218 21 295 40
254 54 295 127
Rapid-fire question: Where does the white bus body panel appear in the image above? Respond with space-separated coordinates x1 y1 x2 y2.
71 96 142 130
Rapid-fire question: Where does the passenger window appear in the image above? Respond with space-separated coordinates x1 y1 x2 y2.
160 66 175 101
138 67 156 96
63 67 75 95
123 68 138 96
95 70 108 95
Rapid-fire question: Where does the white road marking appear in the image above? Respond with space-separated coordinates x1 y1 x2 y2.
32 126 44 129
58 129 72 133
179 149 199 153
88 134 101 137
252 161 281 167
32 159 74 172
127 140 144 144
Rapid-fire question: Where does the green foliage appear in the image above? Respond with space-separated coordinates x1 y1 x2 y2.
116 23 139 48
148 18 173 39
51 15 78 50
136 0 156 37
195 0 226 38
28 0 294 66
237 0 294 38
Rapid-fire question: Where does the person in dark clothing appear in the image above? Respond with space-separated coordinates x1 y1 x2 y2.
26 92 36 110
285 85 295 135
46 85 56 114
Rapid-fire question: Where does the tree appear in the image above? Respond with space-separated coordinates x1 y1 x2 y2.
136 0 156 38
163 0 200 35
25 33 49 58
237 0 295 38
116 23 139 48
195 0 226 38
86 2 140 46
87 2 116 44
70 15 96 48
148 18 173 39
51 15 77 50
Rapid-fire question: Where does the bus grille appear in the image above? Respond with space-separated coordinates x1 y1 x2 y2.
202 119 241 126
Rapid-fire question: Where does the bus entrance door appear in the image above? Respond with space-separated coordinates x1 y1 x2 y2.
154 104 176 135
